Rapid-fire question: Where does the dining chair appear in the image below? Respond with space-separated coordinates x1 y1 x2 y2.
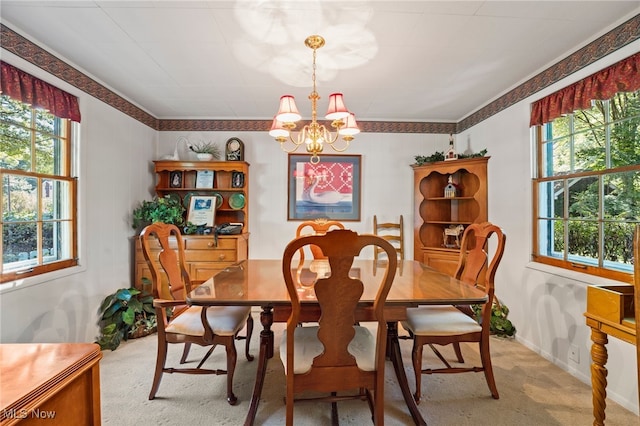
373 215 404 261
280 229 398 425
402 221 506 402
140 222 253 405
295 218 345 263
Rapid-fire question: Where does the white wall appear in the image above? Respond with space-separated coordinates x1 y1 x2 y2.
457 39 640 415
0 51 157 344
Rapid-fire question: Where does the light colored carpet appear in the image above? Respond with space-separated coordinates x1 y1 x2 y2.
100 319 637 425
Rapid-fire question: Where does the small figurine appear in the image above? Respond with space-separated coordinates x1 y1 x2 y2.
445 133 458 161
443 224 464 248
444 175 459 198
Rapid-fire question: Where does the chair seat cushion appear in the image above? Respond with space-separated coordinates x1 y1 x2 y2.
403 305 482 336
280 325 376 374
166 305 250 337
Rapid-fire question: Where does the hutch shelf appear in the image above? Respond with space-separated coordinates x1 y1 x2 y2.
412 156 489 276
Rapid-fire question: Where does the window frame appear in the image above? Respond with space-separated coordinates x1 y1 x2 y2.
1 96 78 283
531 96 638 284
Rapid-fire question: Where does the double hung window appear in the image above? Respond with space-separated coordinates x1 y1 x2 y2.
0 63 80 284
533 87 639 282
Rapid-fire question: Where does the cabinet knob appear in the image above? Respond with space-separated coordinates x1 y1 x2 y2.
207 242 215 248
218 254 226 260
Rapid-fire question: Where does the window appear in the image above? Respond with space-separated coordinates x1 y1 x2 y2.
0 94 77 283
533 91 639 282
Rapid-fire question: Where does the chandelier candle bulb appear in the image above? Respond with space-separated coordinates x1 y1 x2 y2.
270 34 359 164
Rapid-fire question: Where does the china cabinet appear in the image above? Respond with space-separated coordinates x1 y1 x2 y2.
412 156 489 277
133 160 250 289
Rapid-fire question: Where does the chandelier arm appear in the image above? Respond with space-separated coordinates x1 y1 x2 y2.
328 139 351 152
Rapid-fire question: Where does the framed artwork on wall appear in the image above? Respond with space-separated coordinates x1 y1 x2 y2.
287 154 361 221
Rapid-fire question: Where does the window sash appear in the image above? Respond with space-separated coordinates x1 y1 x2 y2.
1 97 77 283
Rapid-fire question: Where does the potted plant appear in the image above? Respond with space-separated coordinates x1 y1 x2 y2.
472 297 516 337
95 285 157 351
189 140 222 160
132 195 185 233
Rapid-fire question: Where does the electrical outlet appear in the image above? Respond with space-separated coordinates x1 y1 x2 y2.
569 344 580 363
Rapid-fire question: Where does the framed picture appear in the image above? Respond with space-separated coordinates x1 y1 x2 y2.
287 154 361 221
231 171 245 188
195 170 215 188
169 171 183 188
187 195 217 227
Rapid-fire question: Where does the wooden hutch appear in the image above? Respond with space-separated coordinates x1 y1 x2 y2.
412 156 489 276
133 160 249 289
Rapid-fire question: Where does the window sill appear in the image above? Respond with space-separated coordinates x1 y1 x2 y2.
525 261 629 287
0 263 87 294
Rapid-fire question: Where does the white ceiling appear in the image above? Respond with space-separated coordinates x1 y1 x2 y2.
2 1 639 122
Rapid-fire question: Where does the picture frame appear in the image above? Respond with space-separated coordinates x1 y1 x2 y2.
187 195 217 227
231 171 245 188
195 170 215 188
169 171 183 188
287 154 361 221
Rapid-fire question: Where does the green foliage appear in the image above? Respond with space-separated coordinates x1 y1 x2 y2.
132 195 185 231
95 286 156 351
414 149 487 166
472 298 516 338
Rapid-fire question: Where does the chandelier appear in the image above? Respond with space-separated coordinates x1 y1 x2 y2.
269 35 360 164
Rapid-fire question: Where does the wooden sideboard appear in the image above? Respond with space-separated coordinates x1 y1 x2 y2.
0 343 102 425
584 284 636 426
133 233 249 289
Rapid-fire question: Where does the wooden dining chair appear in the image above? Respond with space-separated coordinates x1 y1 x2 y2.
140 222 253 405
295 218 345 263
280 229 398 425
373 215 404 261
402 221 506 402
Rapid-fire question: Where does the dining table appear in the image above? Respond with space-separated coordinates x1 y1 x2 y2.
187 258 488 426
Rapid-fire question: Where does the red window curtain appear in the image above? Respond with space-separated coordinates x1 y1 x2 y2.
1 61 81 122
530 52 640 127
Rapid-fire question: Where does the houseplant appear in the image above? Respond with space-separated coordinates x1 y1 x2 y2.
189 140 222 160
132 195 185 233
96 285 157 351
473 297 516 337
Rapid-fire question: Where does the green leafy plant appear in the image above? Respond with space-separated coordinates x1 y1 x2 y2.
414 149 487 166
189 140 222 159
96 285 157 351
472 297 516 338
132 195 185 231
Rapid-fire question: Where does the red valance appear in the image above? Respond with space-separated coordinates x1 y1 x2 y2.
1 61 81 122
530 51 640 127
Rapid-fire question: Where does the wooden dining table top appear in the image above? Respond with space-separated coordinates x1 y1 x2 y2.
187 259 488 308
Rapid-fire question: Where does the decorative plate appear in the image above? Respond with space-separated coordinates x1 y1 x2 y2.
229 193 245 210
182 191 197 208
211 192 223 209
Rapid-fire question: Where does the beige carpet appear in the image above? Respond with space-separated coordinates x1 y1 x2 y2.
100 320 637 425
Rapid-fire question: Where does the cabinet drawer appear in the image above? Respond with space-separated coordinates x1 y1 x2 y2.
190 263 232 281
185 249 237 263
185 238 237 250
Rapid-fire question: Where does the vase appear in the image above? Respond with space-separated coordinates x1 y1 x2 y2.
196 153 213 161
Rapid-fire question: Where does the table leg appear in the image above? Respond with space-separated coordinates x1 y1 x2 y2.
387 321 427 426
589 328 608 426
244 305 274 426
